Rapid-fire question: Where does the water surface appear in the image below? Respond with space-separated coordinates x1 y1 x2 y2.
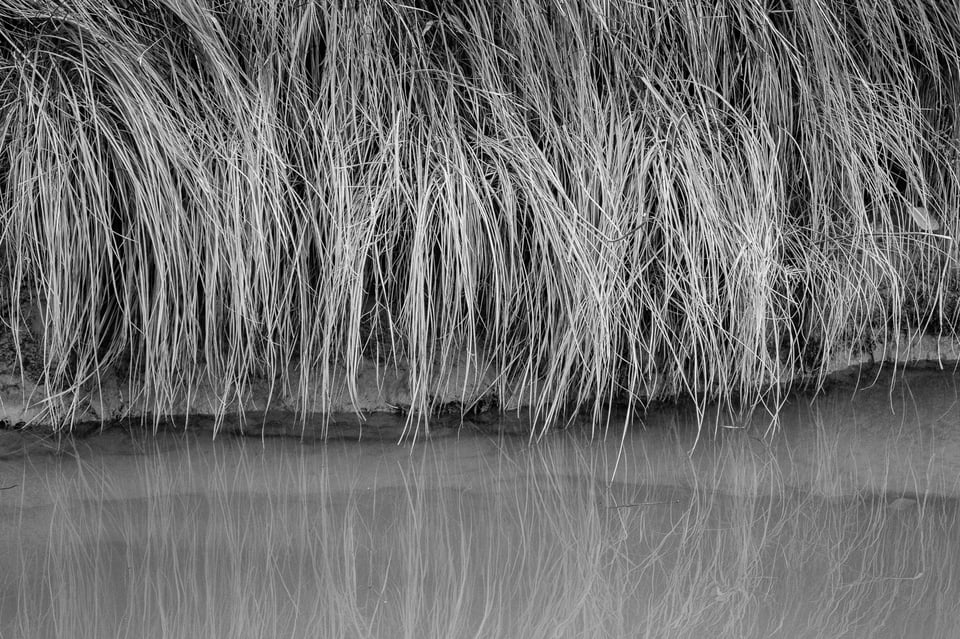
1 368 958 638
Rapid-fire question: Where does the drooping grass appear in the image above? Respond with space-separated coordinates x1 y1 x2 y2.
1 1 959 434
3 425 960 638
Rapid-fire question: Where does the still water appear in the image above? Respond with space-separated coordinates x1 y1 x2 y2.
0 368 958 638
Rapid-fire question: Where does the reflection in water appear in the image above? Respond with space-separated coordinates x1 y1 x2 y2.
1 370 960 638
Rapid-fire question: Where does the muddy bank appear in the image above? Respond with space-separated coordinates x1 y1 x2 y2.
1 327 959 434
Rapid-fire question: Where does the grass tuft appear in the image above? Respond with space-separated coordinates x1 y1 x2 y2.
1 1 959 434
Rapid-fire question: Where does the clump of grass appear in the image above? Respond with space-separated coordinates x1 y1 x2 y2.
1 1 959 434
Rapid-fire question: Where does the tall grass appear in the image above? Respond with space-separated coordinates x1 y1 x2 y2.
1 0 959 434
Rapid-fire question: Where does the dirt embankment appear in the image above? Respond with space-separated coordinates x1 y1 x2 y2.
1 335 957 434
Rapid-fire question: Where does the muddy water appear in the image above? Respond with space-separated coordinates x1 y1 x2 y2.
0 368 959 638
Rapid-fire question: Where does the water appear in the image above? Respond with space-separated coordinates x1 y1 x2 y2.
0 368 958 638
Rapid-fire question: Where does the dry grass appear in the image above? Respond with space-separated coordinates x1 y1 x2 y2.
1 1 959 435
